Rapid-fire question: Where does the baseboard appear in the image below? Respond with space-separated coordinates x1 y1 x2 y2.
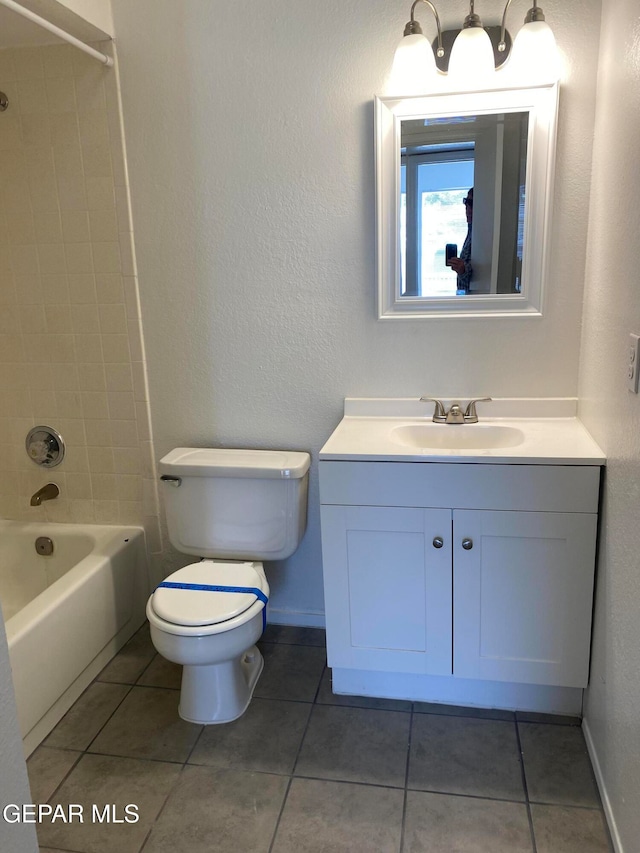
266 607 326 629
582 718 623 853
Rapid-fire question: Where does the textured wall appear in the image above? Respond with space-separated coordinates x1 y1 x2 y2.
0 43 160 554
579 1 640 849
109 0 602 620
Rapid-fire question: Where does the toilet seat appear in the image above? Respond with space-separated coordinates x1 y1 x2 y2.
149 560 269 633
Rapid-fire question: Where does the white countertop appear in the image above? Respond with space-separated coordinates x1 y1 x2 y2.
319 398 606 465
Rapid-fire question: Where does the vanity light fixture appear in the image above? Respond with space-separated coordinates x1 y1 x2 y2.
500 0 560 84
388 0 558 94
388 0 444 95
447 1 495 84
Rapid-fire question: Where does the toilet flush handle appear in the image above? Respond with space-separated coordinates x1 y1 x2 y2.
160 475 182 487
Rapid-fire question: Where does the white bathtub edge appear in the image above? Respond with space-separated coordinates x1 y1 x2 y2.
22 613 147 758
0 522 150 756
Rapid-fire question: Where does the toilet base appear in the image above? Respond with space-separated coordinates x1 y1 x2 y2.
178 645 264 724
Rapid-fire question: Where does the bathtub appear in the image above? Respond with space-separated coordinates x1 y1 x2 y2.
0 521 149 756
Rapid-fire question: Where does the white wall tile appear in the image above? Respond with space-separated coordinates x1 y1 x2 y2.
45 78 76 114
42 46 75 79
71 303 100 333
0 44 157 542
61 210 90 243
12 49 44 81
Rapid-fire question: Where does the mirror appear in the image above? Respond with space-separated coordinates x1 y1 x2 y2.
375 83 559 318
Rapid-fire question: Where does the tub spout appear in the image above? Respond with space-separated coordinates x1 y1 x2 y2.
30 483 60 506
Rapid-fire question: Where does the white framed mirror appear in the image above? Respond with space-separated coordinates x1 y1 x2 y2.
375 83 559 319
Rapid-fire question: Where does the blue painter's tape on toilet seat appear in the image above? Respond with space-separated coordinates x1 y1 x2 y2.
157 582 268 630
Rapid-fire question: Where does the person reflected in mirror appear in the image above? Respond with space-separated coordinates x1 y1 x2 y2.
449 188 473 294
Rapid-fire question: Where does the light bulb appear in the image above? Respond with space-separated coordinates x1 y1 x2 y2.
448 26 495 86
510 20 560 84
387 33 437 96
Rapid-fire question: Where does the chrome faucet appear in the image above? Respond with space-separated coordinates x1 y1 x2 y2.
30 483 60 506
420 397 492 424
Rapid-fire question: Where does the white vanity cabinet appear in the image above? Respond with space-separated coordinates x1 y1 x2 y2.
321 505 453 677
320 461 601 694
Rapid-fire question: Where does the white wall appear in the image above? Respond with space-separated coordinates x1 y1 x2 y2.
579 1 640 849
109 0 602 621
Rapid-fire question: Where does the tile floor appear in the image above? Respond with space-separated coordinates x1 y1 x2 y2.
28 624 613 853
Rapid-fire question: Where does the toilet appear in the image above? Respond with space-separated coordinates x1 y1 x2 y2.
147 447 310 724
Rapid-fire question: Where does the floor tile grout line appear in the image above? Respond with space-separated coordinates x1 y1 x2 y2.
138 762 190 853
134 651 161 685
136 645 200 849
399 706 414 853
515 718 538 853
311 664 327 705
320 699 412 714
79 682 135 754
286 772 535 803
289 667 324 779
97 678 181 691
261 640 326 649
79 748 190 767
32 747 83 815
182 713 205 766
403 785 529 804
411 709 514 722
267 775 294 853
527 799 613 812
278 772 412 792
264 663 325 853
399 789 408 853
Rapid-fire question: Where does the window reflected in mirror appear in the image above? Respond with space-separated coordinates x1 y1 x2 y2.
399 112 529 298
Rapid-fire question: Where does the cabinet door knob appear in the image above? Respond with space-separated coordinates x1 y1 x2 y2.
433 536 444 549
461 538 473 550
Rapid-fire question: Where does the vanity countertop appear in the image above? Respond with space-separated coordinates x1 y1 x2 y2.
319 398 606 466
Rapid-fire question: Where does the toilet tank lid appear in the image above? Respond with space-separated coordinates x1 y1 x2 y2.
159 448 311 479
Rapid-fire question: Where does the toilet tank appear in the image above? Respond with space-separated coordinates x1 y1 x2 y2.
158 448 310 561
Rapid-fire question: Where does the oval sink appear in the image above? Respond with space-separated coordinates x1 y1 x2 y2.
391 424 526 450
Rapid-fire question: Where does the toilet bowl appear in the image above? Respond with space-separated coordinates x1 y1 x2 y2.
149 447 310 724
147 559 269 724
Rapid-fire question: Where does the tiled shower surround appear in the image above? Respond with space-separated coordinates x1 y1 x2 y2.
0 43 160 552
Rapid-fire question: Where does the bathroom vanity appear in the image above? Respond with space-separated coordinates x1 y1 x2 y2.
319 399 606 714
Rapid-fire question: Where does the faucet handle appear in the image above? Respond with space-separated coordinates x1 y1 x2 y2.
420 397 447 423
463 397 492 422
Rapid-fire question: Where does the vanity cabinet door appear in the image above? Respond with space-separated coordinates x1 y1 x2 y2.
321 506 452 675
453 510 598 688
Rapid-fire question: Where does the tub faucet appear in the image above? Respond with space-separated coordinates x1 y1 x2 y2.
30 483 60 506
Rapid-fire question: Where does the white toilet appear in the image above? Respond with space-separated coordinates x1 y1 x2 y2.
147 447 310 724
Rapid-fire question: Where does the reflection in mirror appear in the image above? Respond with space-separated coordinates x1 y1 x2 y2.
375 84 559 318
400 112 528 298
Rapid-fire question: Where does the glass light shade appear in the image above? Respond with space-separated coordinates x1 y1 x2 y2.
510 20 560 84
387 33 437 96
448 26 495 86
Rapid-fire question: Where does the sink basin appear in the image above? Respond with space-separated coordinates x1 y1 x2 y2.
390 423 526 450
